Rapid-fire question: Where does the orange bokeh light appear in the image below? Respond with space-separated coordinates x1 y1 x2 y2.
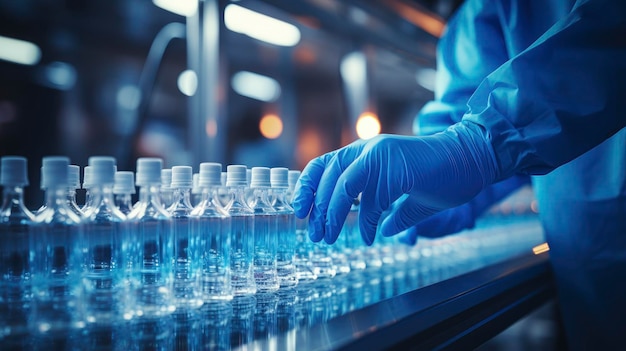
259 114 283 139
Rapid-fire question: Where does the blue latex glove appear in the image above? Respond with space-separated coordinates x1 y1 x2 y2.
292 121 499 245
397 175 530 245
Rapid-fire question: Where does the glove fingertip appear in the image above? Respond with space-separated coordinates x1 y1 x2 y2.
379 216 402 238
308 221 324 242
359 223 375 246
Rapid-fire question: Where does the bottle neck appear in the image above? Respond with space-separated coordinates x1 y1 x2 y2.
200 186 218 203
250 187 273 209
139 184 163 205
44 186 74 210
271 188 292 211
226 185 253 211
114 193 133 205
1 185 32 216
170 187 193 210
87 184 116 208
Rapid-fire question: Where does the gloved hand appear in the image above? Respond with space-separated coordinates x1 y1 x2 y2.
397 175 530 245
292 121 499 245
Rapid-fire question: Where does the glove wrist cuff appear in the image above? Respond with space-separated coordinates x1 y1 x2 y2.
448 121 500 188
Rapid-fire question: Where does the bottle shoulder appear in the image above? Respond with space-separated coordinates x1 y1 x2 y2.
84 200 126 222
34 206 82 225
190 199 229 218
0 202 35 222
128 200 171 220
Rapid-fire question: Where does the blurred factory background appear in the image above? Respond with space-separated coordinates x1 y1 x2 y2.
0 0 461 208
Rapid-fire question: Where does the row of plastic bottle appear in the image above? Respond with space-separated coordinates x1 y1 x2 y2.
0 155 333 337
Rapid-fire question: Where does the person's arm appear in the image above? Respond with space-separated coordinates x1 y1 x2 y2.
465 0 626 178
293 0 626 244
406 0 530 241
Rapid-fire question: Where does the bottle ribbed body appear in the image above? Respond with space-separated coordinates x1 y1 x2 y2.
169 188 203 309
224 186 256 296
191 187 232 301
126 185 174 318
31 187 84 334
82 186 127 324
271 189 297 288
0 186 35 337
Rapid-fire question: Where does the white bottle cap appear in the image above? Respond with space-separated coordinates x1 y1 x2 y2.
89 156 116 186
113 171 136 195
246 169 252 187
83 166 92 189
161 168 172 190
42 156 70 188
68 165 80 189
199 162 222 188
226 165 248 187
250 167 271 188
220 172 227 186
1 156 29 187
270 167 289 189
288 170 301 188
171 166 193 188
136 157 163 186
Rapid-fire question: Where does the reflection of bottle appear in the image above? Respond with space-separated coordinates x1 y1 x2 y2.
249 167 279 293
276 288 296 334
198 301 232 351
31 156 84 335
168 166 202 309
82 156 127 325
192 163 232 302
0 156 35 340
129 316 173 350
113 171 135 216
172 309 199 351
230 296 256 349
224 165 256 296
127 158 174 318
270 168 297 289
287 170 316 282
253 292 278 342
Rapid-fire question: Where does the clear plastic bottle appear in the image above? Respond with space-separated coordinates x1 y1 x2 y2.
287 170 317 282
191 173 201 207
67 165 83 218
30 156 84 334
270 167 297 289
217 172 228 207
167 165 202 309
224 165 256 296
126 158 174 318
81 165 94 213
0 156 35 338
161 168 173 209
81 156 127 324
35 167 47 215
249 167 279 293
113 171 136 216
190 162 232 301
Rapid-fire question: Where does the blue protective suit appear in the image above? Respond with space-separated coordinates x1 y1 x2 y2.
415 0 626 348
